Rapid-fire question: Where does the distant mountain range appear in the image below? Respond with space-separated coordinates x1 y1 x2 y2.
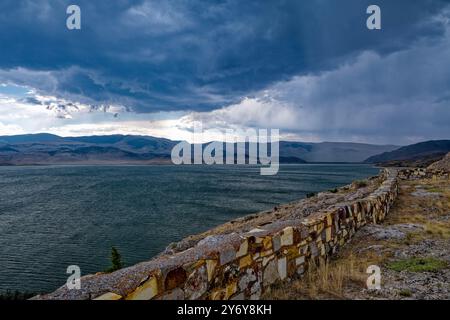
364 140 450 167
0 133 409 165
0 134 177 165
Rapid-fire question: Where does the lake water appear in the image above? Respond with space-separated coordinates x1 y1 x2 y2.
0 164 379 294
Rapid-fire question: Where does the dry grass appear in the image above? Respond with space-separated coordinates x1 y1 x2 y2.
387 178 450 241
424 221 450 239
352 180 369 190
264 175 450 300
306 253 380 298
265 248 390 300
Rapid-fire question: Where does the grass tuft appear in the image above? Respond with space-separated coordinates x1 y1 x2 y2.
387 257 447 273
352 180 368 189
424 222 450 239
399 289 412 297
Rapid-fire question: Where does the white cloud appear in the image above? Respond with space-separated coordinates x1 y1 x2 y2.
0 122 25 135
42 117 198 141
122 0 194 34
0 92 128 136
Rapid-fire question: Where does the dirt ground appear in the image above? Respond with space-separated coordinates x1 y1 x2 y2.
264 175 450 300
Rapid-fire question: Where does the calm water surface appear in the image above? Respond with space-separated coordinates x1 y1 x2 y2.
0 164 379 293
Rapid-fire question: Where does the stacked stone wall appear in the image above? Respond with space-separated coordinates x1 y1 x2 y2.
37 169 399 300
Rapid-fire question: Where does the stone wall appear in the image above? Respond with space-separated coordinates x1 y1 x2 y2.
36 168 399 300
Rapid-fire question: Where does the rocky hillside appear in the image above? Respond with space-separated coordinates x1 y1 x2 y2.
365 140 450 167
428 152 450 171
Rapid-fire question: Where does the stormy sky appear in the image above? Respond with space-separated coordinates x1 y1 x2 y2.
0 0 449 144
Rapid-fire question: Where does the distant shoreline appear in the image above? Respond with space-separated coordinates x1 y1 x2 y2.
0 162 375 167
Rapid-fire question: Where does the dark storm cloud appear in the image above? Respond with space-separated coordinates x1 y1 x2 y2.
0 0 448 113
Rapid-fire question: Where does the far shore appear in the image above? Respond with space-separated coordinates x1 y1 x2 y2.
0 161 375 167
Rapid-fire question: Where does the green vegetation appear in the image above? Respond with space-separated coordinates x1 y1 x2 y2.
306 192 317 198
399 289 412 297
328 188 338 193
387 257 448 273
353 180 368 188
105 246 123 273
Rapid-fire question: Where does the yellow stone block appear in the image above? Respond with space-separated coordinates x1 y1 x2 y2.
285 246 299 259
126 277 158 300
325 227 332 242
326 213 333 226
236 239 248 258
316 222 324 234
94 292 122 300
210 289 224 300
281 227 294 246
239 255 253 269
263 237 273 250
225 282 237 299
206 259 217 282
260 249 273 257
